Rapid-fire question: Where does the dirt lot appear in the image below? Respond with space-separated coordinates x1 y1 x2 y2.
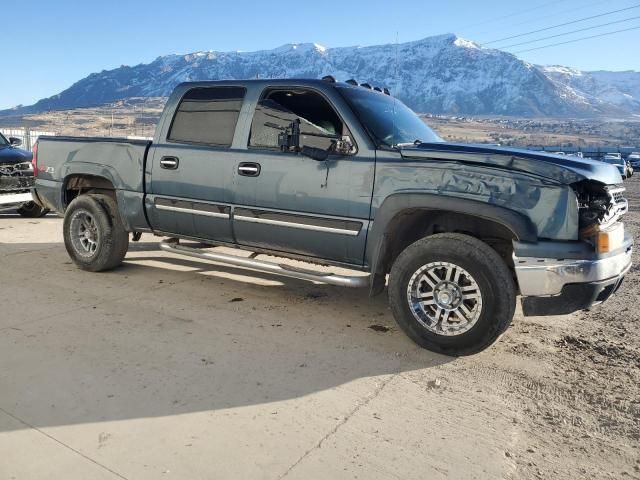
1 180 638 480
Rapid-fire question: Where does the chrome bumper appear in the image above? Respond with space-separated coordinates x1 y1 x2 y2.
0 192 32 211
514 243 633 297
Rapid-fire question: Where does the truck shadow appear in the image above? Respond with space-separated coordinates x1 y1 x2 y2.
0 240 453 433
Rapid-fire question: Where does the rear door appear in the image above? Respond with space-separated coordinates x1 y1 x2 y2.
146 86 246 242
231 86 375 265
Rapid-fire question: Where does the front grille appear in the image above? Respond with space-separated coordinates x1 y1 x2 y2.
577 182 628 232
612 190 625 204
0 162 32 176
0 176 34 193
606 185 627 213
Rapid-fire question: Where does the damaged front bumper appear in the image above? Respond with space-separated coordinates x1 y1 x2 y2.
0 191 33 212
513 233 633 316
0 175 34 192
0 174 35 210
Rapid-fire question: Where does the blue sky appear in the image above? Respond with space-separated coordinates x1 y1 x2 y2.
1 0 638 109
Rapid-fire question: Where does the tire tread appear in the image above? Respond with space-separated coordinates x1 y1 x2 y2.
388 233 515 356
63 194 129 272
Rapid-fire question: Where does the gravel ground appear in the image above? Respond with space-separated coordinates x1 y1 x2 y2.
0 178 638 479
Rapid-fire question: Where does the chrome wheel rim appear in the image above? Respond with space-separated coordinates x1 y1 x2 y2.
407 261 483 336
69 209 100 258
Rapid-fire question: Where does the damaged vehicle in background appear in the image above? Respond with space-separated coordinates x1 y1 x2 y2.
0 132 49 217
31 78 632 355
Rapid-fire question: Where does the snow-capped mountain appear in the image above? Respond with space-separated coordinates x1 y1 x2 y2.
3 34 638 117
541 66 640 114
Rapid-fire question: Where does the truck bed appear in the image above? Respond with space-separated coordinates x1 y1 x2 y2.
34 136 151 211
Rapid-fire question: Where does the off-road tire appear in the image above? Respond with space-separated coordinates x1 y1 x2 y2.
63 194 129 272
388 233 516 356
17 201 50 218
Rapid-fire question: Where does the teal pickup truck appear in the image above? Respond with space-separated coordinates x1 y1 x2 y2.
32 77 632 355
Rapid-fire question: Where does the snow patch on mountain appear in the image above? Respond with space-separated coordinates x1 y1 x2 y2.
2 34 638 117
453 37 479 49
541 66 640 112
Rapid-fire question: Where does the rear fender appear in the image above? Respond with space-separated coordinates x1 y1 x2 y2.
62 170 134 231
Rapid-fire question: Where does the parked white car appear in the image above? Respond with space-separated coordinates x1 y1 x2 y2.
603 155 627 179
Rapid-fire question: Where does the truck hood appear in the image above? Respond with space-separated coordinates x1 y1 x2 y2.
400 142 622 185
0 145 32 165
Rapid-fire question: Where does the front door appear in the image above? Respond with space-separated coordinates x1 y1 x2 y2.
232 87 375 265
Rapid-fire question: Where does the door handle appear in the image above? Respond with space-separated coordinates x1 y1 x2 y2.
160 156 179 170
238 162 261 177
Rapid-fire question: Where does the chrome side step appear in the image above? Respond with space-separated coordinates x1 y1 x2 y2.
159 239 370 288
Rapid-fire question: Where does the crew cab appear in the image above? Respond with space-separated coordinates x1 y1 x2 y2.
31 78 632 355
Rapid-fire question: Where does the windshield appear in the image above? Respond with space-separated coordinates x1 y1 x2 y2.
0 132 8 146
337 86 442 147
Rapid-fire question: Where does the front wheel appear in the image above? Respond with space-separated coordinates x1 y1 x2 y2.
63 194 129 272
388 233 516 356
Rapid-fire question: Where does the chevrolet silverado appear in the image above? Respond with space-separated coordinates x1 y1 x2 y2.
31 78 632 355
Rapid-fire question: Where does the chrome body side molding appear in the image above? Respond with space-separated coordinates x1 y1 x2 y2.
155 203 229 219
234 214 360 236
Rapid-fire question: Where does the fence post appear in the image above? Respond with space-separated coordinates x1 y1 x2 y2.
24 128 32 152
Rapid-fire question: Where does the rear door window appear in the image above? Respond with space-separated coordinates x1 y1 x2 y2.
168 87 246 147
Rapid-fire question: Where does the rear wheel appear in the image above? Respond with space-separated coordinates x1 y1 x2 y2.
63 194 129 271
388 233 516 356
17 201 49 218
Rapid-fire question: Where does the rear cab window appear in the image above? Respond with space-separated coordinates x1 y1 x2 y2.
249 88 354 152
168 86 246 147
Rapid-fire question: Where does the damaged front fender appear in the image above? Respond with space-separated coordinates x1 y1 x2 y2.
372 153 579 241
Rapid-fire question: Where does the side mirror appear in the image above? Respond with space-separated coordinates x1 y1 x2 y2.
9 137 22 147
301 146 330 162
278 119 301 152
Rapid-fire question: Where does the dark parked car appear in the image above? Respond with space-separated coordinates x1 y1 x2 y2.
0 132 49 216
31 78 632 355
